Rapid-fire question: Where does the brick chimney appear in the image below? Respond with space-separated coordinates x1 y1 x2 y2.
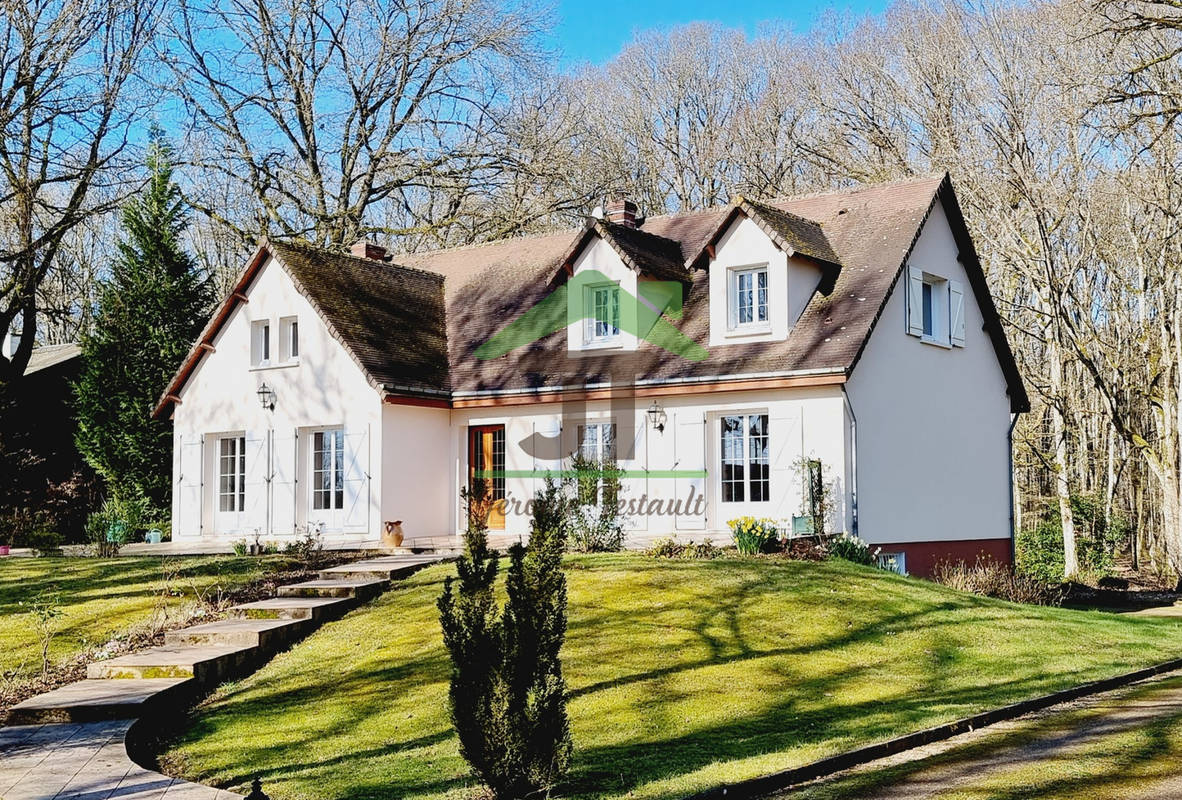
350 239 388 261
604 195 639 228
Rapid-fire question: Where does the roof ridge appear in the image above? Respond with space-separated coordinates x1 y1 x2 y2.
397 174 948 261
395 225 583 259
267 237 445 283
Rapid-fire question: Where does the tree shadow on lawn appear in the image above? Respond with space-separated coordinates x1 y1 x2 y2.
562 667 1101 800
787 680 1182 799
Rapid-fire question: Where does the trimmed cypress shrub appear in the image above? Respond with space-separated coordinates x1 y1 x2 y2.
438 479 573 799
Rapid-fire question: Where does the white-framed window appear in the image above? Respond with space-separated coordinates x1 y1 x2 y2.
728 266 769 329
907 266 965 347
311 428 344 511
280 316 299 363
584 284 621 343
217 435 246 513
720 413 770 503
250 319 271 366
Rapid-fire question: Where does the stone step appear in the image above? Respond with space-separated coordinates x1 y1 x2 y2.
86 643 257 686
318 556 441 582
228 596 353 622
5 678 195 725
276 577 388 600
165 617 309 649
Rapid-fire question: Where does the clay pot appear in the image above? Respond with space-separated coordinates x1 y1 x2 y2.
382 520 405 549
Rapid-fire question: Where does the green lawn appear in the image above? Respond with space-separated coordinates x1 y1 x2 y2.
789 673 1182 799
164 555 1182 800
0 555 290 681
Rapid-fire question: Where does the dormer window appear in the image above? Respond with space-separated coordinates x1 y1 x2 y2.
585 284 621 344
729 266 769 330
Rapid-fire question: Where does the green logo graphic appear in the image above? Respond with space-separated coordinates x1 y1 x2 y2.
474 269 708 361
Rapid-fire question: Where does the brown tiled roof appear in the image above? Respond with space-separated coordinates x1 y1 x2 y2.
265 240 449 395
736 198 842 268
155 173 1029 417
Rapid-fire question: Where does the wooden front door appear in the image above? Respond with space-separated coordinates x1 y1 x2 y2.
468 425 506 530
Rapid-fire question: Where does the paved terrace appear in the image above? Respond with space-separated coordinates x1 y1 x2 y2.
0 553 448 800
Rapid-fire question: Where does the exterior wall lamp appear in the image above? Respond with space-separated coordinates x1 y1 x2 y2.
646 400 666 433
257 382 276 411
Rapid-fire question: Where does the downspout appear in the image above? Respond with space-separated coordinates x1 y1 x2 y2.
1008 412 1019 565
842 387 859 538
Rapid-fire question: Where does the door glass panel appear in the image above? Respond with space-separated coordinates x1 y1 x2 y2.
218 436 245 513
312 429 344 511
721 416 745 502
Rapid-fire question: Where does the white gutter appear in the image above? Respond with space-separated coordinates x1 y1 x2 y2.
448 366 847 399
842 387 859 538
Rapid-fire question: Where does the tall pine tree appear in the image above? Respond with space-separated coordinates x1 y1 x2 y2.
74 131 214 515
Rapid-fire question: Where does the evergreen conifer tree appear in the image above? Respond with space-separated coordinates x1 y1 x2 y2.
439 479 574 799
74 130 214 515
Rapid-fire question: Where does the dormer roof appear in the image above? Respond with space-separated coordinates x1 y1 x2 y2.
559 218 690 284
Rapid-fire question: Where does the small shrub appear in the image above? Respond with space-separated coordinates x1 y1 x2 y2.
784 538 828 561
231 539 248 557
569 453 625 553
933 558 1063 606
27 528 64 557
646 537 722 559
728 517 779 555
828 533 876 565
283 527 326 567
22 591 63 674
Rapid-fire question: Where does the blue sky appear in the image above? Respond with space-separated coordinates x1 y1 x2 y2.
549 0 891 65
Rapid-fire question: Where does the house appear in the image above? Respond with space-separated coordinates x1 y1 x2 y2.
153 174 1028 576
1 335 101 542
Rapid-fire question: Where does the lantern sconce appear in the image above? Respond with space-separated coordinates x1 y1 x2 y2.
257 382 276 411
646 401 666 433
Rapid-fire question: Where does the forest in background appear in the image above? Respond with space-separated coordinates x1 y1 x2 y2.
4 0 1182 580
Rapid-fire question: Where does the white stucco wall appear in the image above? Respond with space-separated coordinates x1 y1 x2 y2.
380 403 451 540
448 386 849 542
170 255 383 540
844 201 1013 547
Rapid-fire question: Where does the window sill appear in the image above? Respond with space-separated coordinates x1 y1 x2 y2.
920 336 953 350
249 360 301 372
577 339 625 352
723 325 773 339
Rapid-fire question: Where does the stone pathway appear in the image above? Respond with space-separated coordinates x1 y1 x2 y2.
0 553 446 799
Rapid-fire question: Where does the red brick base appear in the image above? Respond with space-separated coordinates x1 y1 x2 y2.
871 537 1013 578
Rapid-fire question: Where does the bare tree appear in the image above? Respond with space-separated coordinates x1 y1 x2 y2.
162 0 546 249
0 0 158 382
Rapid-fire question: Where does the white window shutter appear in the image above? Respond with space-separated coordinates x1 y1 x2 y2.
674 412 706 530
243 431 270 535
949 280 966 347
178 434 204 537
906 266 924 336
342 427 371 531
271 429 298 536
